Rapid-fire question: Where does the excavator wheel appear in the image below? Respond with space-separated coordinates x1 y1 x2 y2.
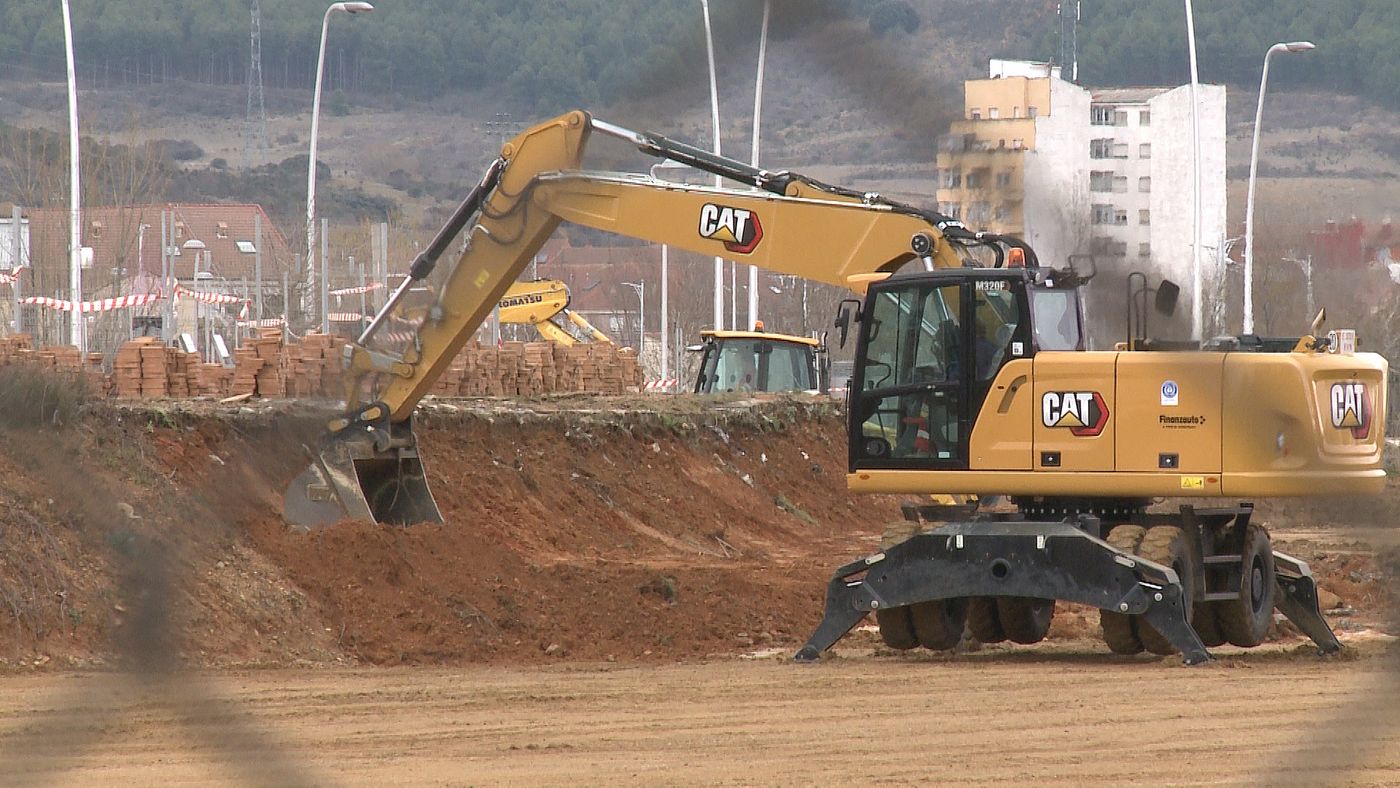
875 607 920 650
1100 524 1147 655
1135 526 1199 656
996 597 1056 645
910 598 969 651
875 521 929 651
966 597 1005 644
1216 524 1276 647
1192 597 1228 648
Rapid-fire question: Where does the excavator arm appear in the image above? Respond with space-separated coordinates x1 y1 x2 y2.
497 279 612 346
284 110 1034 528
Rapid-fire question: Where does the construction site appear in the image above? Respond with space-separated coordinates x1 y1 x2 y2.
1 1 1400 783
0 108 1395 782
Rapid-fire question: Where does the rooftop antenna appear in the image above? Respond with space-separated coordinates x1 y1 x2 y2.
1058 1 1080 83
243 0 270 168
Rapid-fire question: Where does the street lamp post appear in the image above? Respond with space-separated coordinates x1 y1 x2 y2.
1244 41 1315 335
700 0 724 330
60 0 83 350
304 1 373 330
1183 0 1202 340
649 160 689 390
747 0 770 332
622 281 645 360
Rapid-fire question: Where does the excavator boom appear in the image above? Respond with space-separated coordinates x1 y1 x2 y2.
284 111 1022 528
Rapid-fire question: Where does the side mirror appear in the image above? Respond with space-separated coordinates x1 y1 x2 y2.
834 298 862 349
1155 279 1180 316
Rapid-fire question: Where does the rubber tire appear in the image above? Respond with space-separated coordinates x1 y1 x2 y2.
876 607 919 650
1216 524 1276 647
1193 601 1228 647
1135 525 1199 656
1100 524 1147 655
966 597 1005 644
910 598 969 651
996 597 1055 645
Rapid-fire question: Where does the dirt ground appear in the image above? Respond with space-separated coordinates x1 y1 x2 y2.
2 645 1398 785
0 392 1396 784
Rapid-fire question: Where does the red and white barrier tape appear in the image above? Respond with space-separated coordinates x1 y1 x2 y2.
21 292 165 313
329 282 384 296
237 317 287 328
328 312 367 322
643 378 681 392
175 286 247 305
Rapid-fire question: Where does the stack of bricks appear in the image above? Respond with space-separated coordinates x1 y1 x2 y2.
427 341 640 397
289 332 344 399
0 334 643 402
250 329 286 398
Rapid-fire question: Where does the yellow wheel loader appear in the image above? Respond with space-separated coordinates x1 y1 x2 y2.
691 329 827 394
497 279 613 346
283 111 1387 664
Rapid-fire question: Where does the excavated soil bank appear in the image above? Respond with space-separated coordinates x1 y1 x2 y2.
0 394 1392 670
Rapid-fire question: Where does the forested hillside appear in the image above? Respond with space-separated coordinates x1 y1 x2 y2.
1057 0 1400 105
0 0 902 112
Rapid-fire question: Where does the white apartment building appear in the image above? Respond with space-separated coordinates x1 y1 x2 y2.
937 60 1226 322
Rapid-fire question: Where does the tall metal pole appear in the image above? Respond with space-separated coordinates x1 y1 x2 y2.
305 2 373 333
747 0 769 331
1183 0 1202 340
701 0 724 330
320 216 330 334
254 210 264 321
660 243 669 386
10 205 21 334
61 0 83 350
1244 41 1315 335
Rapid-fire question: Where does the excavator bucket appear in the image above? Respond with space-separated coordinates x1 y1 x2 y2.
283 417 443 531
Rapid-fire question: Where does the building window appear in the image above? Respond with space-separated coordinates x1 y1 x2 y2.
1114 176 1128 194
1139 143 1152 158
1011 138 1024 149
1092 106 1128 126
966 170 986 189
1027 106 1038 118
216 221 229 239
175 222 185 239
968 201 990 223
970 108 981 120
1114 209 1128 225
1139 176 1151 193
1139 242 1151 258
1090 171 1114 192
1090 237 1126 256
1012 106 1021 118
235 240 257 254
1139 209 1151 226
938 202 961 220
940 169 962 189
1092 204 1116 225
89 220 103 239
995 171 1012 187
1090 138 1113 159
1140 110 1151 126
995 205 1010 222
988 107 999 119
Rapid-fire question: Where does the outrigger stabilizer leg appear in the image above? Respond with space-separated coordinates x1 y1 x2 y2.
1273 550 1343 655
793 516 1211 665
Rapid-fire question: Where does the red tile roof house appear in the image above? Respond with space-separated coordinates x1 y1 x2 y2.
23 204 295 356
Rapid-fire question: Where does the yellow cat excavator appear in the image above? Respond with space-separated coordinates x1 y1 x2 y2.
497 279 613 345
283 111 1387 664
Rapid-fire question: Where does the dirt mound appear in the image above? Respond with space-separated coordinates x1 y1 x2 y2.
0 393 1392 670
0 396 905 668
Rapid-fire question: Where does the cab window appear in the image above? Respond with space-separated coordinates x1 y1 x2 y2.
1029 287 1082 351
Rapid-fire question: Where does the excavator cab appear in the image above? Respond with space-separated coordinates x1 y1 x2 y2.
693 330 827 394
848 267 1082 470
